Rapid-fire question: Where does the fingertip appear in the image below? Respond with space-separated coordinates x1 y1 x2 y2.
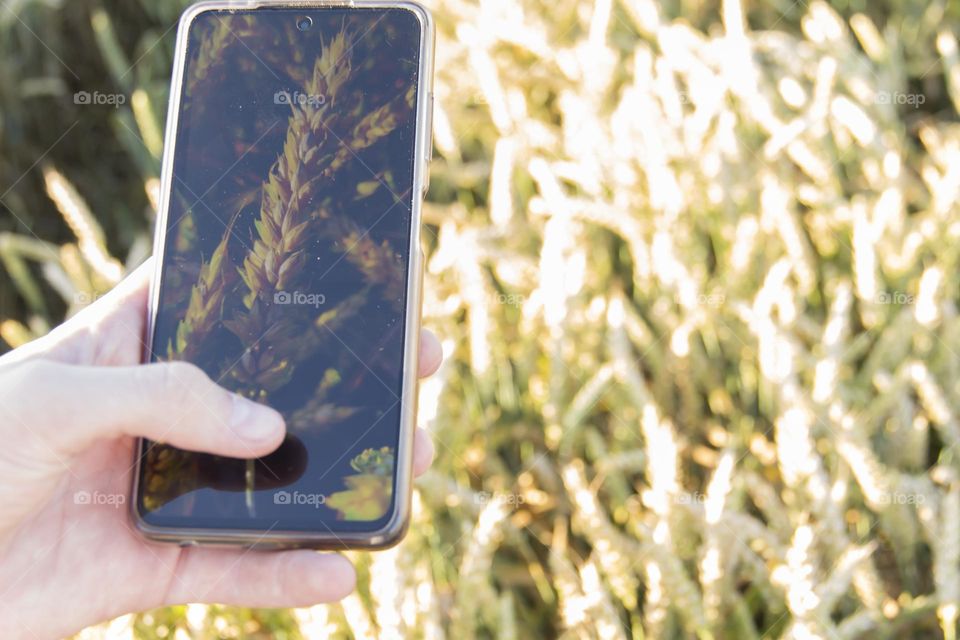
417 329 442 378
413 427 435 476
304 552 356 602
230 396 287 454
102 258 154 304
166 547 357 609
141 362 286 458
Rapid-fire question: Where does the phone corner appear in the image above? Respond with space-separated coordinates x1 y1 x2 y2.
127 461 164 542
127 495 156 540
129 508 189 548
393 1 434 35
177 1 228 31
362 512 412 551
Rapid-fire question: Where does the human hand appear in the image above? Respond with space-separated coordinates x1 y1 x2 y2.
0 259 443 638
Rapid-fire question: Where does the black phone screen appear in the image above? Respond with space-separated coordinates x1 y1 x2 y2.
137 6 423 533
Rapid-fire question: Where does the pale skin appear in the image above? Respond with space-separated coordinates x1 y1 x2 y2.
0 259 443 638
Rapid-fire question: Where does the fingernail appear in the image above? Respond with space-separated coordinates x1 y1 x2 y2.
231 395 283 442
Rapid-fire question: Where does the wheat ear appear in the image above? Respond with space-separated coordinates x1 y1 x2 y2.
167 211 239 360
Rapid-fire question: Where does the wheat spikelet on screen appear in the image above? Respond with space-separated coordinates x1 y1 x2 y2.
167 219 235 361
184 16 257 105
213 30 359 393
238 30 414 313
221 29 415 393
236 30 353 312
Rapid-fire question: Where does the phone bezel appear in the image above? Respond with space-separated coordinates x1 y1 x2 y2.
130 0 434 550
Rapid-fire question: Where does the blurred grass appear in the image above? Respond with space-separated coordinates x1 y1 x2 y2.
4 0 960 638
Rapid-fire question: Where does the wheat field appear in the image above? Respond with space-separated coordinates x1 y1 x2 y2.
2 0 960 638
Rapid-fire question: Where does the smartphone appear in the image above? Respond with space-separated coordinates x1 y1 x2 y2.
131 0 434 549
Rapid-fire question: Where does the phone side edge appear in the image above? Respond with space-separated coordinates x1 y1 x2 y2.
129 3 219 538
350 0 435 549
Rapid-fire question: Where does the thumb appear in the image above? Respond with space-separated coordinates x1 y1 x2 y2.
1 360 285 459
